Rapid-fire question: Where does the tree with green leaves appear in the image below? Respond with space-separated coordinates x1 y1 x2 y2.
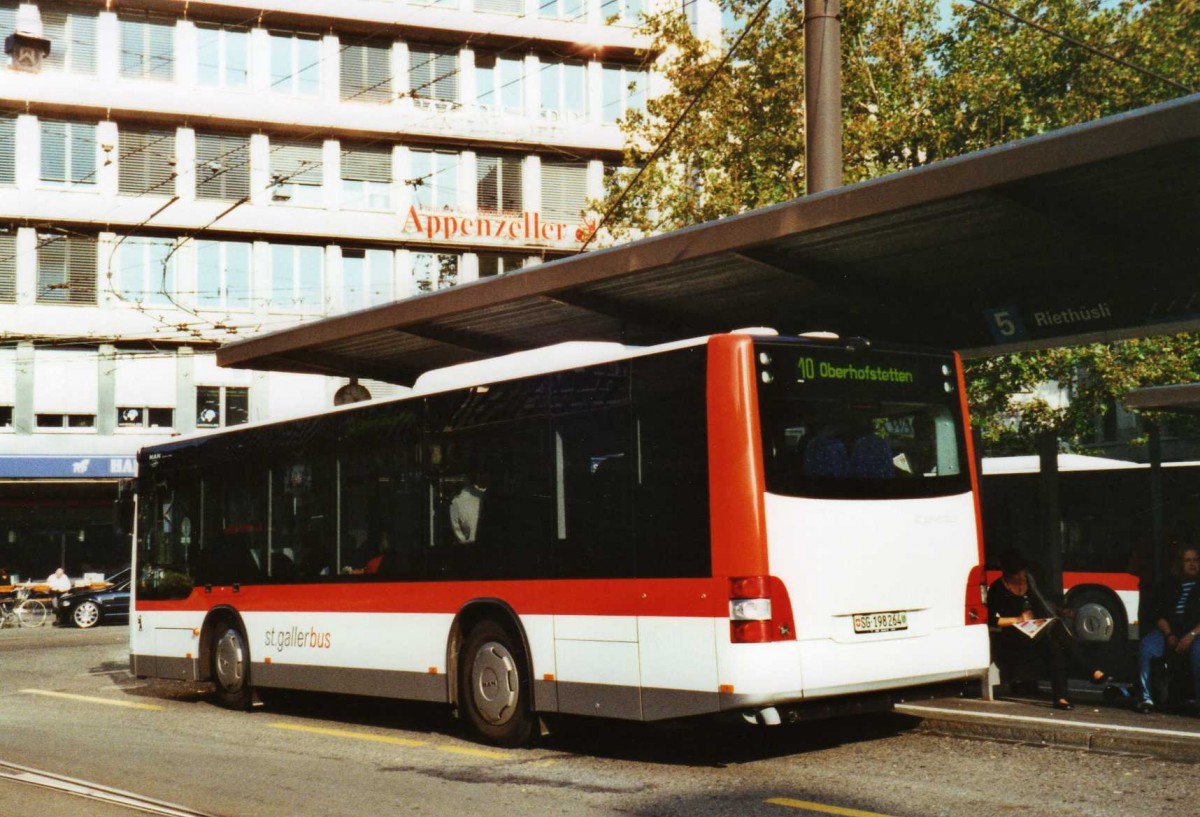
965 335 1200 455
594 0 943 240
596 0 1197 455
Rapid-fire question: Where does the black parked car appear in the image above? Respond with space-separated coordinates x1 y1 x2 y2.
55 568 131 629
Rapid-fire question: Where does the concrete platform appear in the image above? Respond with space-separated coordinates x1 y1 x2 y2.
896 684 1200 763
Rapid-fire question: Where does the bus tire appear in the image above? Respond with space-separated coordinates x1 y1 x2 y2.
1070 589 1127 643
459 619 534 747
212 621 253 710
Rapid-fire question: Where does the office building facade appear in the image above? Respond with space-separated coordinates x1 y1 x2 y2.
0 0 657 579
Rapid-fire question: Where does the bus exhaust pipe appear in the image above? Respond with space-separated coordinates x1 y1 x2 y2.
743 707 783 726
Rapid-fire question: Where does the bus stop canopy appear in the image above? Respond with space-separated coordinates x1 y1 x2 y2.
1124 384 1200 414
218 94 1200 386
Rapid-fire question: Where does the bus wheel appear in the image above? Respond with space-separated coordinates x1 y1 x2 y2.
1072 590 1126 643
459 620 534 747
212 622 253 710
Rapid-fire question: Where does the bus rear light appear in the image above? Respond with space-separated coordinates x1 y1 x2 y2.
730 598 773 620
731 620 772 643
965 564 988 625
728 575 796 643
729 575 770 599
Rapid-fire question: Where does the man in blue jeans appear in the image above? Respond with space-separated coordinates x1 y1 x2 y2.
1135 546 1200 713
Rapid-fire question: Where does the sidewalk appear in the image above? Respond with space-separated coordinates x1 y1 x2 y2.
896 683 1200 762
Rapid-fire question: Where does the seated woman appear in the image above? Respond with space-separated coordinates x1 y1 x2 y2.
988 549 1107 710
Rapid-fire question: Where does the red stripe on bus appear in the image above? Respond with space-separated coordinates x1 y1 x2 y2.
1064 572 1139 592
707 335 768 578
954 351 985 569
137 577 733 618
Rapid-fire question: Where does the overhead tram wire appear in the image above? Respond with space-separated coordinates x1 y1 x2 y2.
579 0 774 252
965 0 1195 95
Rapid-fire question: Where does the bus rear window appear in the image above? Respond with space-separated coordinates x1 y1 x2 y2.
755 343 970 499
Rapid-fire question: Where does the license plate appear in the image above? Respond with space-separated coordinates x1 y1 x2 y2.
853 611 908 633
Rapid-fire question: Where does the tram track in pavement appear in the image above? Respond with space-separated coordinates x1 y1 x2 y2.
0 759 220 816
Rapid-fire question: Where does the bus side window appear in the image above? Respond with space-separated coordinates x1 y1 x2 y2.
338 404 426 581
198 466 267 586
633 349 710 579
427 381 553 580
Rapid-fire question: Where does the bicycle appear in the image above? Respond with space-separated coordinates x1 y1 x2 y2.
0 588 49 628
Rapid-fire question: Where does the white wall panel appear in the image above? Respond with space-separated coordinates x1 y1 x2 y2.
115 355 176 405
33 349 98 413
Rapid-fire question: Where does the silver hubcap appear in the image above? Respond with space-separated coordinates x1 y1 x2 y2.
215 629 246 692
73 603 99 628
470 640 518 725
1075 602 1114 642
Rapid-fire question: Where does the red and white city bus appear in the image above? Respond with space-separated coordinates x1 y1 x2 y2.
981 456 1200 643
130 331 990 745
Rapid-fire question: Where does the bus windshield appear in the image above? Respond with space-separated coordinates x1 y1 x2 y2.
755 342 970 499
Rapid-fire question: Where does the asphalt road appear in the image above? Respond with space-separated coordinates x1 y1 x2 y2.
0 625 1195 817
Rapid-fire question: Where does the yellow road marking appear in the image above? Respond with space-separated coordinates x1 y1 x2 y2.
437 745 510 760
270 722 425 747
270 722 512 759
21 689 165 711
766 797 899 817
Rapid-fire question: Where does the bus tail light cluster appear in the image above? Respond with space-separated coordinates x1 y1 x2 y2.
729 575 796 643
964 564 988 625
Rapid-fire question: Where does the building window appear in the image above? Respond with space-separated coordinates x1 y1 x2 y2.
600 0 644 24
682 0 700 31
0 230 15 304
196 24 250 89
540 0 588 22
270 140 323 206
0 406 11 428
409 149 459 210
409 46 459 107
539 60 588 122
43 8 98 76
341 145 392 210
476 154 523 214
340 40 392 103
477 253 525 277
541 161 588 221
118 128 175 196
36 414 95 429
116 236 176 305
117 407 174 429
475 53 523 115
342 249 394 311
119 14 175 81
269 32 321 96
413 252 459 292
197 386 249 428
196 240 252 309
41 120 96 188
475 0 523 13
270 244 324 313
195 133 251 201
601 65 648 124
0 115 14 186
37 235 96 305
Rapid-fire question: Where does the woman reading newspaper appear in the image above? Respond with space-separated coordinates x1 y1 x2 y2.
988 549 1108 710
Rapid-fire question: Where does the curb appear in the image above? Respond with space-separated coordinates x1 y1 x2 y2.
896 703 1200 763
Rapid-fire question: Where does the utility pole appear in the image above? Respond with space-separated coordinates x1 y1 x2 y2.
805 0 843 194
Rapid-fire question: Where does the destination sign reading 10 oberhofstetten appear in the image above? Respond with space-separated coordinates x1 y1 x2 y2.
796 357 916 384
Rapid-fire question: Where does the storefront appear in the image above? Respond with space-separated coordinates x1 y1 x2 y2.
0 456 134 583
